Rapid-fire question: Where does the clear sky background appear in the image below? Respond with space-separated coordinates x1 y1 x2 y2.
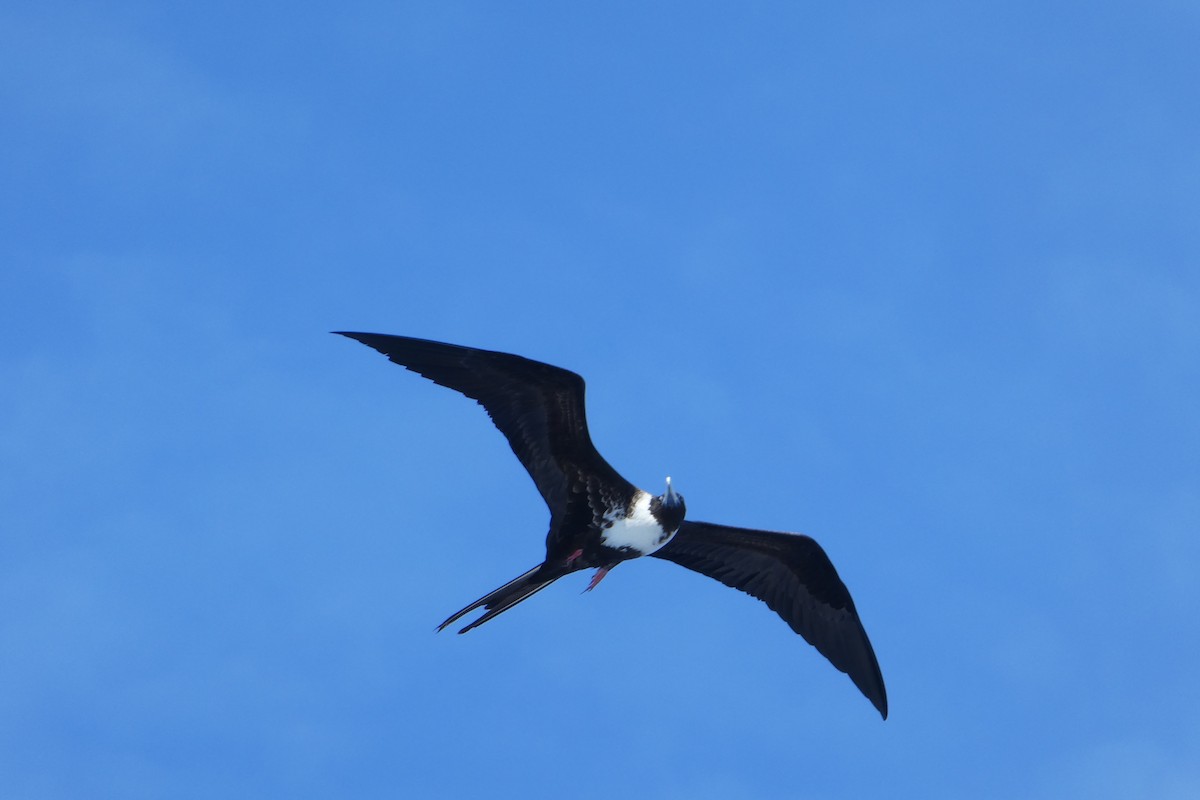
3 2 1198 798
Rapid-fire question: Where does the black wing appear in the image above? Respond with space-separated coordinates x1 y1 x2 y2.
335 332 631 522
652 519 888 718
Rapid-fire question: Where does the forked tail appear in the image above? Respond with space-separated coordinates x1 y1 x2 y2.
437 563 562 634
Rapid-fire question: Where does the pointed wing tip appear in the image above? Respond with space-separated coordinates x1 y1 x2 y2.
842 665 887 719
334 331 395 355
863 680 888 719
854 659 888 720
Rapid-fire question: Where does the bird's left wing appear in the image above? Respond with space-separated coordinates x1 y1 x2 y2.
651 519 888 718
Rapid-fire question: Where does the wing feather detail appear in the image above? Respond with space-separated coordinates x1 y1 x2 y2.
653 519 888 718
335 332 631 523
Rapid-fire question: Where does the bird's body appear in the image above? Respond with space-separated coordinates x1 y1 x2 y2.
337 332 888 719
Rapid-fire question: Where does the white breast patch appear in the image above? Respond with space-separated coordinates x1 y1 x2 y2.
599 491 675 556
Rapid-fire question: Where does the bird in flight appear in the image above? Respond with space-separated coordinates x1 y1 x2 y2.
337 332 888 718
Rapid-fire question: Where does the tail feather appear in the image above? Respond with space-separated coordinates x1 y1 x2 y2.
437 563 562 634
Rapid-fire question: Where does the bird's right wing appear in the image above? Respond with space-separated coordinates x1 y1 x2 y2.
335 332 629 520
651 519 888 718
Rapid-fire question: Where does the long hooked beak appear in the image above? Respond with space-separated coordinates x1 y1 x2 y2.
664 476 680 506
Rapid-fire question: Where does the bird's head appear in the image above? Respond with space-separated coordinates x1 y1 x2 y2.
653 476 687 532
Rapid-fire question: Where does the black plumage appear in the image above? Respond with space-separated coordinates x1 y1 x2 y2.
337 331 888 718
651 520 887 717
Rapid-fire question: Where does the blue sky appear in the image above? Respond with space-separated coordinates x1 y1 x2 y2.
3 2 1198 797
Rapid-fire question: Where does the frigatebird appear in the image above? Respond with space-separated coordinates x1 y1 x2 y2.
337 332 888 718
